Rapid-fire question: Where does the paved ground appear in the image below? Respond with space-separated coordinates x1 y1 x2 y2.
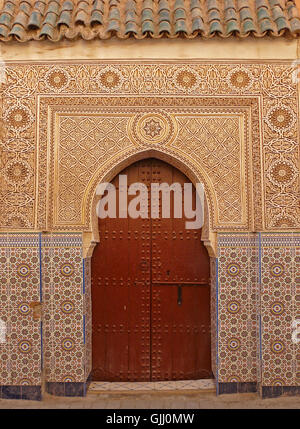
0 390 299 409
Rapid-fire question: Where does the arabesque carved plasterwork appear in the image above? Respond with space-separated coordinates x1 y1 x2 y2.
0 61 299 231
42 97 254 231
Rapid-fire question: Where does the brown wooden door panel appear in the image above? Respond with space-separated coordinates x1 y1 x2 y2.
92 161 152 381
91 158 211 381
151 285 211 380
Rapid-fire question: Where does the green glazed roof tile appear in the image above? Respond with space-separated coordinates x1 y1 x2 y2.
14 12 27 27
93 0 104 13
206 0 218 11
19 3 31 15
158 0 169 12
287 2 300 18
109 8 120 20
90 10 103 25
142 19 154 33
226 19 239 34
174 0 185 10
224 0 235 9
126 10 136 22
190 0 201 10
240 7 253 21
158 20 171 33
9 23 26 39
77 2 89 12
192 17 204 32
35 3 46 15
174 9 186 20
143 0 154 10
257 7 270 21
269 0 281 7
43 12 58 27
142 9 153 20
47 2 60 15
275 16 289 31
259 17 274 32
255 0 269 8
0 24 9 37
209 20 222 33
225 8 238 21
57 11 72 26
28 11 42 28
75 10 89 25
272 5 285 20
242 18 256 33
290 16 300 31
125 0 136 11
159 10 170 22
40 22 56 38
0 13 12 27
208 9 221 22
237 0 249 10
2 2 15 14
191 7 202 19
61 1 74 11
0 0 299 42
107 19 120 32
175 19 187 33
125 21 138 33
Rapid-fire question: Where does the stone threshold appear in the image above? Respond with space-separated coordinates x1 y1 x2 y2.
88 379 216 393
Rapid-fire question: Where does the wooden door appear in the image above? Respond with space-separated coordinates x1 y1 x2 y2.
91 158 211 381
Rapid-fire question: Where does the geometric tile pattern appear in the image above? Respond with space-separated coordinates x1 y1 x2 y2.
83 257 92 381
217 234 259 383
0 233 86 387
216 233 300 388
260 234 299 387
42 234 84 383
0 231 299 394
0 234 41 386
210 257 217 378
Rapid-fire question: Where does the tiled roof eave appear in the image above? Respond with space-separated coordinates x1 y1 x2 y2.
0 0 299 43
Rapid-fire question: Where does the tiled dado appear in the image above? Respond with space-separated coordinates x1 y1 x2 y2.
260 234 300 396
216 233 300 398
41 234 90 387
0 234 42 399
0 232 299 400
217 234 259 386
0 233 91 400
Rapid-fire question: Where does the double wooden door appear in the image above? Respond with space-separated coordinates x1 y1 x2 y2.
91 159 211 381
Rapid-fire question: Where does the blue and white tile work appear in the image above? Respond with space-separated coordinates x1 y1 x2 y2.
216 232 300 397
0 232 91 400
1 231 299 400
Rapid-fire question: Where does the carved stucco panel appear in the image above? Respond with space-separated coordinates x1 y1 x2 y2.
0 61 298 231
39 97 257 232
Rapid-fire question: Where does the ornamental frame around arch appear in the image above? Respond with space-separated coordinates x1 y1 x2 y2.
37 94 257 234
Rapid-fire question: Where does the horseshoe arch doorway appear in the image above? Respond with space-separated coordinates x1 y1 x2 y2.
91 158 211 381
